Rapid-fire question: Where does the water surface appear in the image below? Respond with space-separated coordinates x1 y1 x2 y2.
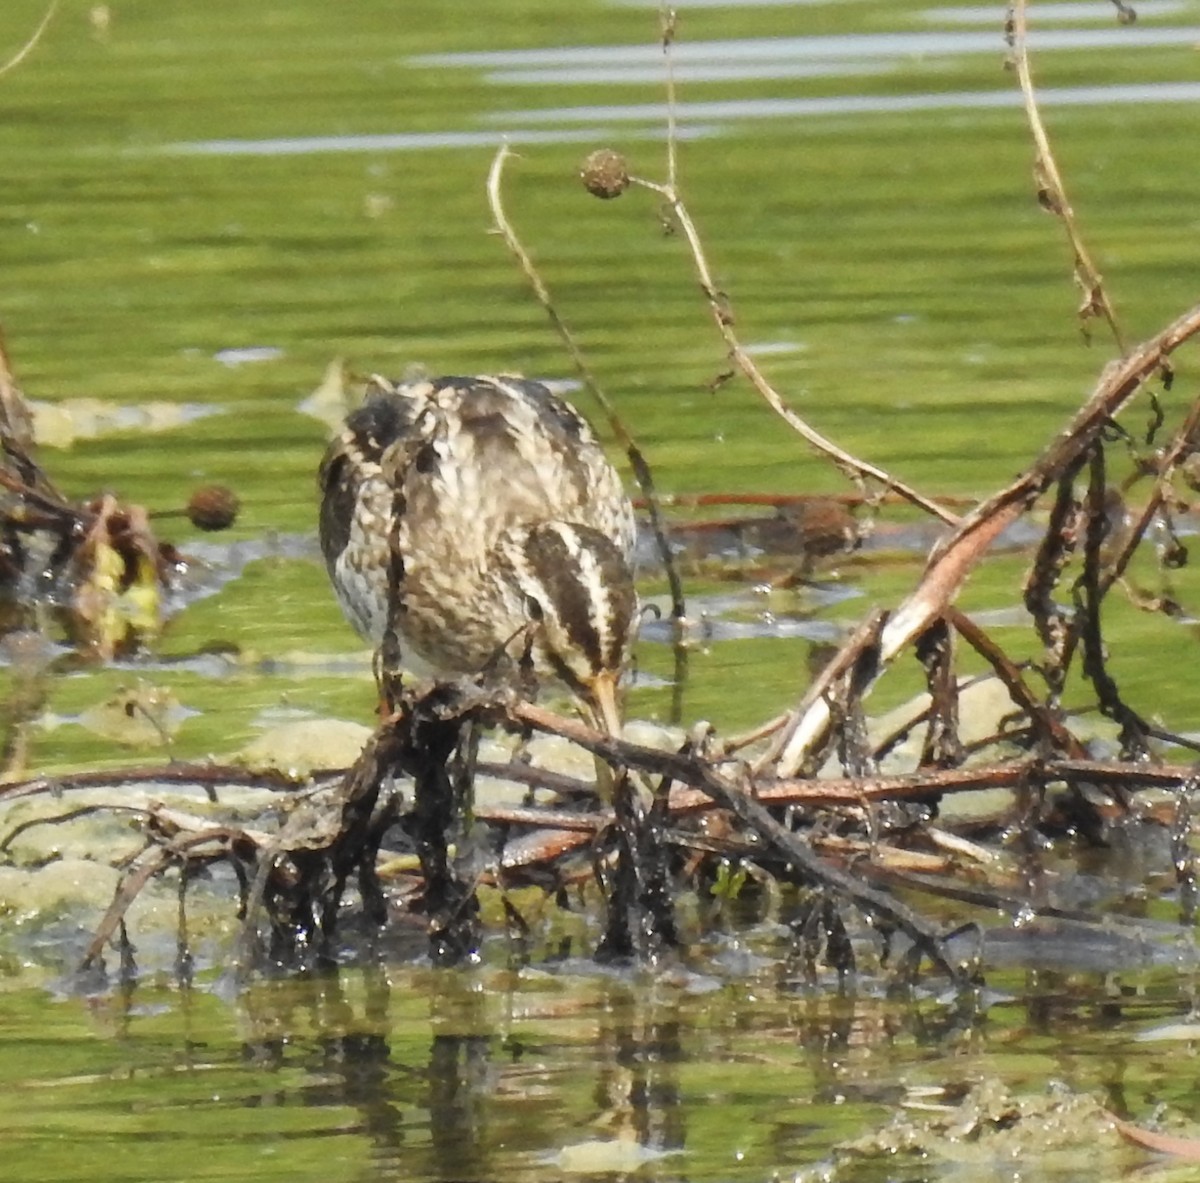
3 0 1200 1177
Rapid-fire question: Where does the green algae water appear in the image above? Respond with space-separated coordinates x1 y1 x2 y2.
4 0 1200 1177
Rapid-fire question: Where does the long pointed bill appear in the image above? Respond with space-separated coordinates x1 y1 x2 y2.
582 671 624 804
586 670 624 739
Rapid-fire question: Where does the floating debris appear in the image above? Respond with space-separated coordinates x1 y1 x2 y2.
29 398 222 449
213 345 284 366
75 683 191 747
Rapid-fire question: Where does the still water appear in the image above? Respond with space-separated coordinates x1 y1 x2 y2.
3 0 1200 1178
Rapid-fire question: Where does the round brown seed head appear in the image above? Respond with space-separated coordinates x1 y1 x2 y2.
186 484 240 531
580 149 630 200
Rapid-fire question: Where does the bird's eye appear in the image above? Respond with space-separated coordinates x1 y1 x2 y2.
525 595 544 622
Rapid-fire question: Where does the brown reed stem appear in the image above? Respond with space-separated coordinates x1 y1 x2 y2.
1007 0 1128 352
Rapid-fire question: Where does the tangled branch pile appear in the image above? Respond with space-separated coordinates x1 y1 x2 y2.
4 2 1200 991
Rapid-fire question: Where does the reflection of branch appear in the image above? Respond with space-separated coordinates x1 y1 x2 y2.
486 145 686 620
0 0 57 80
1007 0 1126 351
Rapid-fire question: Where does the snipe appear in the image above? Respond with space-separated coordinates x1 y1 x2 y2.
317 373 638 734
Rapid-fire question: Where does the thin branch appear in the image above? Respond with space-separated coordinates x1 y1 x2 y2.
0 803 150 854
0 763 311 805
1007 0 1127 351
627 171 960 527
946 607 1086 758
79 847 172 970
486 143 687 620
659 3 679 193
0 0 57 80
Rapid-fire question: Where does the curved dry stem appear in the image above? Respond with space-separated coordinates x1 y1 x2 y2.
486 143 686 620
643 1 952 523
1007 0 1126 351
629 175 960 527
0 0 57 80
659 3 679 193
0 763 309 805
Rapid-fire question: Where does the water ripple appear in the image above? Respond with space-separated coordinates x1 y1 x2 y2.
488 81 1200 126
415 26 1200 71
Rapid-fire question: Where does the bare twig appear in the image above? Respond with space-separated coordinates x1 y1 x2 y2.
625 170 958 526
1095 395 1200 593
0 803 150 854
660 3 679 193
0 762 310 805
946 607 1086 758
486 144 686 620
1006 0 1127 351
0 0 57 80
79 846 171 970
776 302 1200 773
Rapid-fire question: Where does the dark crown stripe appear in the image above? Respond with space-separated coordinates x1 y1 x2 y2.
523 526 604 672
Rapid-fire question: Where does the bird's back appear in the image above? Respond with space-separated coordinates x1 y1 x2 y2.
318 374 636 672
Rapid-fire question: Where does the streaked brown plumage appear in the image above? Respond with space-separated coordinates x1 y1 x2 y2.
318 373 637 733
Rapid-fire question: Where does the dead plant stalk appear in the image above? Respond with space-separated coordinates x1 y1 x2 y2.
485 144 686 620
776 301 1200 772
627 169 960 528
1007 0 1126 350
0 0 57 80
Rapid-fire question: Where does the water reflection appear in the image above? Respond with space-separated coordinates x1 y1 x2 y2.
481 60 892 85
217 960 981 1179
159 20 1200 162
613 0 1186 10
161 125 716 158
233 967 689 1180
3 952 1196 1181
929 1 1188 23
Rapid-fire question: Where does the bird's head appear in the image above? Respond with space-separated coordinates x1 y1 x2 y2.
492 521 637 734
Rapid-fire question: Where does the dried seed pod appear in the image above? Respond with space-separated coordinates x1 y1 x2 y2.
186 484 240 531
580 149 629 200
